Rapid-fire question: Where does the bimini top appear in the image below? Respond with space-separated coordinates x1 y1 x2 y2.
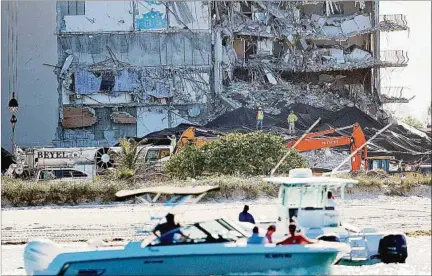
116 185 219 199
264 168 358 187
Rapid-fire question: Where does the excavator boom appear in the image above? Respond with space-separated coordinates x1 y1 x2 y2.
287 123 368 172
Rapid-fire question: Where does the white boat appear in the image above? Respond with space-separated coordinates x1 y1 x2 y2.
24 185 349 276
263 168 408 266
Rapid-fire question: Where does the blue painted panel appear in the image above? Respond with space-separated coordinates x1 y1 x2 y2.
135 9 167 30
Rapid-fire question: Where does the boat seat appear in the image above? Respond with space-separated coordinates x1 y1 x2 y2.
297 209 340 228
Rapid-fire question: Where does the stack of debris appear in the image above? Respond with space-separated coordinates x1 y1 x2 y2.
221 80 374 116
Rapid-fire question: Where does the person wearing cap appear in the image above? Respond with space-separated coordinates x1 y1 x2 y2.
152 213 182 244
256 106 264 130
265 225 276 243
239 205 255 224
287 110 298 135
276 223 314 245
247 226 265 244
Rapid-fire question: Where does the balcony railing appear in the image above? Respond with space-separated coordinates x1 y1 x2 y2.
380 87 414 104
379 14 409 31
380 50 409 66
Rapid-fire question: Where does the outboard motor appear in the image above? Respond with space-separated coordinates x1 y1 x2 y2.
378 234 408 263
24 239 60 275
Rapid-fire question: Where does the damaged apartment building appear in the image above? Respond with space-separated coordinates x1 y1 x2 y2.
53 1 409 147
54 1 211 146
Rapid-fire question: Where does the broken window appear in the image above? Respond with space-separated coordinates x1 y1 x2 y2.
99 72 115 92
67 1 85 16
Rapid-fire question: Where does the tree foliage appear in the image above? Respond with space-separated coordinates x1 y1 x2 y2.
402 116 423 128
164 132 308 179
110 138 147 179
163 145 206 179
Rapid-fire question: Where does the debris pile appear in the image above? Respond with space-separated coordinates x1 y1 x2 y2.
202 104 432 166
301 150 351 171
221 80 375 115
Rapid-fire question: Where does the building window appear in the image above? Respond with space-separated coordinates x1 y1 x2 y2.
67 1 85 16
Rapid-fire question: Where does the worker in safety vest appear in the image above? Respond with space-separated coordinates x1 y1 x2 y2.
287 110 298 135
167 134 177 148
256 106 264 130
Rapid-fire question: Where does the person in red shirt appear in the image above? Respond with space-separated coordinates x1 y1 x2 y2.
276 223 314 245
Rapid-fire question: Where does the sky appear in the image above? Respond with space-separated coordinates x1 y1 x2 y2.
380 1 431 123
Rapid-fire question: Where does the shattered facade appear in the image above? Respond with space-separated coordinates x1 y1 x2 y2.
53 1 409 147
215 1 409 119
54 1 211 146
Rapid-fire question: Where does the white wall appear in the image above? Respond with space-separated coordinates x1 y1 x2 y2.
64 1 133 32
136 107 169 137
168 1 210 30
62 92 134 105
1 1 58 150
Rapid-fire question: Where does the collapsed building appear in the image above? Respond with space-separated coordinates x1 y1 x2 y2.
52 1 410 147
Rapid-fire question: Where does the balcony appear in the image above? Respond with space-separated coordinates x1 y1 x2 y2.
379 50 409 67
236 48 408 73
379 14 409 32
380 87 414 104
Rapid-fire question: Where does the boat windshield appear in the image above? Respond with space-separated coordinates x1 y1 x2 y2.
149 219 247 247
281 185 326 208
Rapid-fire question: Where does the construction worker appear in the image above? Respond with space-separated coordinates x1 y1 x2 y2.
287 110 298 135
167 134 177 148
256 106 264 130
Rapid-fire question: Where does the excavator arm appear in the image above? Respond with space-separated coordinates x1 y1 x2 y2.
287 123 368 172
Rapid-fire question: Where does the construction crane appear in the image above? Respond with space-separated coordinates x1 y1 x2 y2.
286 123 368 172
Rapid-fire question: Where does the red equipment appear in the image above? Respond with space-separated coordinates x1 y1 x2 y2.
287 123 368 172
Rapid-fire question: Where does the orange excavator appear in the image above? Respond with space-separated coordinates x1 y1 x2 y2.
286 123 368 172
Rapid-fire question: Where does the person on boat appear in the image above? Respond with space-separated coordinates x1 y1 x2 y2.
327 191 336 207
265 225 276 243
276 223 314 245
247 226 265 244
239 205 255 224
153 213 183 244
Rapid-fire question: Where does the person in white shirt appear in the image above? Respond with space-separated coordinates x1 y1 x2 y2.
327 191 336 207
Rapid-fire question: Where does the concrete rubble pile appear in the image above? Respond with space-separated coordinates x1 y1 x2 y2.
301 149 351 171
221 80 374 115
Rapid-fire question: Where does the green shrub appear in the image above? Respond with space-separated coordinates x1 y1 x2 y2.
164 132 308 179
164 145 206 179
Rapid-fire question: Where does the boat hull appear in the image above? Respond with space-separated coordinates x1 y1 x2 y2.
57 251 337 276
28 242 343 276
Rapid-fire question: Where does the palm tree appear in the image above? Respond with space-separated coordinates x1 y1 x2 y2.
111 138 148 179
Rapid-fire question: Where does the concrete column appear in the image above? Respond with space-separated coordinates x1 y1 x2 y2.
214 30 223 94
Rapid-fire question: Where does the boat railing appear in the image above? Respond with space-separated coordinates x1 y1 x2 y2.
115 185 219 237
